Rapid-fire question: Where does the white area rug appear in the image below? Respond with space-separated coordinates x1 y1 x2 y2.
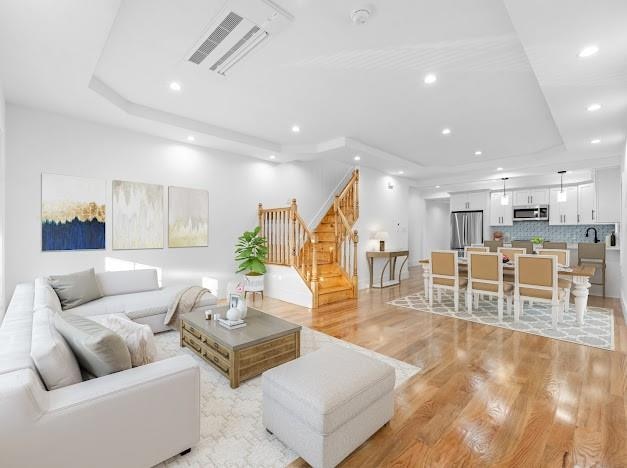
388 291 614 350
155 327 420 468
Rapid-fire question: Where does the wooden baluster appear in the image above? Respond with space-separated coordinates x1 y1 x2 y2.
311 234 319 308
354 170 359 221
352 230 359 298
280 210 284 265
271 212 275 264
289 200 296 267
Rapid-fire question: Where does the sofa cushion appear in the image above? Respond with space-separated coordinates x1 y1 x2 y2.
96 269 159 297
89 314 156 367
0 284 37 377
262 345 395 435
31 308 82 390
54 313 131 377
69 285 218 320
49 268 103 310
34 277 62 313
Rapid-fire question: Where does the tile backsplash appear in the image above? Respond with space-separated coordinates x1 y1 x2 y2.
490 222 616 244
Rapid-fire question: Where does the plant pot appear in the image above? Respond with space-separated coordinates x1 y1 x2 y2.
245 273 265 292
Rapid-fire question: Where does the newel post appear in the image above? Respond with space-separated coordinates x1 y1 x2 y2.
352 229 359 298
258 203 263 229
311 233 319 308
289 198 297 267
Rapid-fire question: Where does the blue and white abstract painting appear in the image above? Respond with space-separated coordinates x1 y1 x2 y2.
41 174 106 251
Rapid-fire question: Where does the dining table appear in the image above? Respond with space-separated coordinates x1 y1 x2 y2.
418 257 596 325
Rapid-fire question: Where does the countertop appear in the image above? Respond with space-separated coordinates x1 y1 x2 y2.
503 242 619 251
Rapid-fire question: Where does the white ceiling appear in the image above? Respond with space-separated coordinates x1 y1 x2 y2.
0 0 625 190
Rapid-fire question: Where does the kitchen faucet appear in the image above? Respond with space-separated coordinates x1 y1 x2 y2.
585 227 599 243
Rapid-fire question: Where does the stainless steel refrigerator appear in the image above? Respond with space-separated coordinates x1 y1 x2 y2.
450 210 483 251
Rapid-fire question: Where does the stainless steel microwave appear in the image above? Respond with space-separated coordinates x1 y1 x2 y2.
513 205 549 221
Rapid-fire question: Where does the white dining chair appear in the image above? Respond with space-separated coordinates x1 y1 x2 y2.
429 250 467 312
466 252 512 321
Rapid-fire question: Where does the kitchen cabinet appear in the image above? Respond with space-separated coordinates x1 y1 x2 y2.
577 183 595 224
513 188 550 206
450 191 487 212
549 186 578 225
595 168 620 223
489 191 513 226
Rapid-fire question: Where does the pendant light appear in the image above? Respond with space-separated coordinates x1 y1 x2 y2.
557 170 567 202
500 177 509 205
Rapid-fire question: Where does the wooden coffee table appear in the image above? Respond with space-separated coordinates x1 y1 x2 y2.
180 306 301 388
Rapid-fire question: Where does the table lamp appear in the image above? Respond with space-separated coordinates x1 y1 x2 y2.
374 231 389 252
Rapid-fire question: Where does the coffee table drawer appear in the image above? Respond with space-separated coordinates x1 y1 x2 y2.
202 348 230 377
182 330 204 354
182 322 203 341
202 335 231 360
239 333 296 360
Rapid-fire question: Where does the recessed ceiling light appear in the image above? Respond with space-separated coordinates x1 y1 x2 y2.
497 167 503 171
424 73 437 84
291 125 300 133
441 128 451 135
591 138 601 144
354 155 361 161
587 103 601 112
169 81 182 92
474 150 482 156
578 45 599 58
435 185 441 189
398 171 404 175
187 135 195 142
269 155 276 160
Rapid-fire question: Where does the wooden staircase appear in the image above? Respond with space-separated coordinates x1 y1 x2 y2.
258 169 359 308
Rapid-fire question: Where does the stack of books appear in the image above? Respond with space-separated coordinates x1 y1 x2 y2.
217 317 247 330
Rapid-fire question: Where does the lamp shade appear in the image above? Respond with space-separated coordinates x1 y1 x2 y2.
374 231 389 241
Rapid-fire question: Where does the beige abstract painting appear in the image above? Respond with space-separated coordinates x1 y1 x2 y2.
168 186 208 248
112 180 164 250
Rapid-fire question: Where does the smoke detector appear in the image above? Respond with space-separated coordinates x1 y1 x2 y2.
351 7 372 25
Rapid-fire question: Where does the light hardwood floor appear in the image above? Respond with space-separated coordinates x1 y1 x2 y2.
250 266 626 467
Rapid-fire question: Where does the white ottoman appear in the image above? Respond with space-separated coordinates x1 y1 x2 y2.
262 345 395 468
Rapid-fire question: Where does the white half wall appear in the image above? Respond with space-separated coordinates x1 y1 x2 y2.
264 265 312 308
3 105 350 303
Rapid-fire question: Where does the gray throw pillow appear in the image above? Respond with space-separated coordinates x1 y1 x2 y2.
48 268 103 310
54 313 132 377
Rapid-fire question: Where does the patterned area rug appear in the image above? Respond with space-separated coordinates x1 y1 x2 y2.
388 291 614 350
155 327 420 468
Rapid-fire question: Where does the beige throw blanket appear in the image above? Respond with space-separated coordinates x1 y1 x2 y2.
164 286 212 329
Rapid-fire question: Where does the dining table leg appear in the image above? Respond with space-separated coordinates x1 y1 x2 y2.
571 275 591 325
423 263 430 301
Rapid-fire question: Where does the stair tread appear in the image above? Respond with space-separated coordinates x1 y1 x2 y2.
319 284 352 294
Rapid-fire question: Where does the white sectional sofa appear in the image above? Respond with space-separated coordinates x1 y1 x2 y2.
0 270 217 468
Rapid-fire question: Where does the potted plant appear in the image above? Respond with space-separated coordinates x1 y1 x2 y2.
531 236 544 252
234 226 268 303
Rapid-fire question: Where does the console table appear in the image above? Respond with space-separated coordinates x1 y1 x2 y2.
366 250 409 288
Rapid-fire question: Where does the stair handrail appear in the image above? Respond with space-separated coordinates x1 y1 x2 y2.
333 169 359 295
258 199 318 305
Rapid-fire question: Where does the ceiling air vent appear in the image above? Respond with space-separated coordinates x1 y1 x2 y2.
186 0 293 76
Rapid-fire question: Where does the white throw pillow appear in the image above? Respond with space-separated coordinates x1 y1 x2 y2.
89 314 157 367
34 277 62 313
31 308 82 390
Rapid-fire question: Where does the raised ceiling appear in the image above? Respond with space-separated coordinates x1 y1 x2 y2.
0 0 625 188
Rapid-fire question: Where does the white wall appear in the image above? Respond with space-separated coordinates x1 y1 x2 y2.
621 139 627 315
0 83 6 319
423 199 451 255
4 105 352 302
356 169 410 289
408 187 425 266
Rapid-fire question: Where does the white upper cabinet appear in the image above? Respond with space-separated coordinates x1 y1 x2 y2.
549 186 578 225
577 183 595 224
513 188 549 206
595 168 620 223
489 192 513 226
450 191 488 212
